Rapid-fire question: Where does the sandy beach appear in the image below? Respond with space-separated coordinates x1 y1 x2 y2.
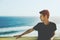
0 37 60 40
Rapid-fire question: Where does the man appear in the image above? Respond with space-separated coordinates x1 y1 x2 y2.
14 10 57 40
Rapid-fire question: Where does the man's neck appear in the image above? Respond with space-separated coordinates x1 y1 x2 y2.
43 19 49 25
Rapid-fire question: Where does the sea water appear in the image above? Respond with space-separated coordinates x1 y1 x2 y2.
0 16 39 37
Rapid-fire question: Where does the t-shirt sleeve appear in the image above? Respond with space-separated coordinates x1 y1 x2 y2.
49 23 57 38
54 23 57 31
51 23 57 32
33 23 39 31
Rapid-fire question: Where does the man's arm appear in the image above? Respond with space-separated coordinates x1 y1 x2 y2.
14 28 34 39
20 28 34 36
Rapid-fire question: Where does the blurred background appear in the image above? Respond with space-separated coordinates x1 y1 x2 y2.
0 0 60 38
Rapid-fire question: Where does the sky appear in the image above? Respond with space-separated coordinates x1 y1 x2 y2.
0 0 60 17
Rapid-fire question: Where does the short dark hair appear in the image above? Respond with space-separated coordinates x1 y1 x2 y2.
39 10 49 18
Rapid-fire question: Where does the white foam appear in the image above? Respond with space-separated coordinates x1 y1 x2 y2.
0 26 33 32
0 31 38 37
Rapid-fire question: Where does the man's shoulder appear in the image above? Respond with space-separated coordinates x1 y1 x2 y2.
50 22 56 25
38 22 56 25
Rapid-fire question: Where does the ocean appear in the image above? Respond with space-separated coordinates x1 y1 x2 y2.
0 16 39 37
0 16 60 37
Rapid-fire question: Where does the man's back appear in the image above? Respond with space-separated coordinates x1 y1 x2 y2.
33 22 57 40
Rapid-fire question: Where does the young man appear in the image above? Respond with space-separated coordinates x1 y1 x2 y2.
14 10 57 40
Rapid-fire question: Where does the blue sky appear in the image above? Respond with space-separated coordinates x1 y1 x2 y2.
0 0 60 17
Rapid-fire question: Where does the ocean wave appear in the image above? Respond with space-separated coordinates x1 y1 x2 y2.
0 26 33 37
0 30 37 37
0 26 33 32
0 31 19 35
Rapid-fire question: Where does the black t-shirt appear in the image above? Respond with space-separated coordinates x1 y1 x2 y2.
33 22 57 40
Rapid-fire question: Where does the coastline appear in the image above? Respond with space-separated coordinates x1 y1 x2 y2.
0 36 60 40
